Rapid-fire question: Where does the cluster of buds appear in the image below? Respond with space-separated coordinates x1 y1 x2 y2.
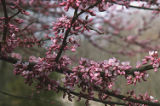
13 53 71 89
126 91 158 106
142 51 160 72
12 48 160 105
53 15 92 36
63 58 132 99
59 0 106 12
1 33 18 55
126 71 148 85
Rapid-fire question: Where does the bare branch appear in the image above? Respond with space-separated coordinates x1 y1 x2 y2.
0 89 51 103
9 10 21 20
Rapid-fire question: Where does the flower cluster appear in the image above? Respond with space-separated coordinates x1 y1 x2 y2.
1 33 18 55
126 51 160 86
53 15 92 36
12 48 160 105
12 51 160 105
59 0 106 12
126 91 158 106
63 58 132 99
11 52 22 60
62 55 160 104
13 61 33 85
46 34 79 53
53 15 71 35
126 71 148 85
143 51 160 72
13 53 71 90
52 15 94 53
1 33 40 55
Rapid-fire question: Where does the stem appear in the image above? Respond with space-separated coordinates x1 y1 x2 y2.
55 7 79 62
0 89 53 103
55 0 102 62
1 0 9 41
58 86 126 105
94 86 160 106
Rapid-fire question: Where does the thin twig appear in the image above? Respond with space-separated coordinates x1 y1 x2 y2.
0 89 51 103
9 10 21 20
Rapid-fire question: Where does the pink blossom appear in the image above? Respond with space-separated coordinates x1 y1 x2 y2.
11 53 22 60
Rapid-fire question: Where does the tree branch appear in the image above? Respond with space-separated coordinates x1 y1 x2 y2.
0 89 52 103
94 86 160 106
1 0 9 41
108 1 160 11
58 86 126 105
0 79 125 105
0 55 160 105
9 10 21 20
0 54 156 76
55 0 102 62
55 7 79 62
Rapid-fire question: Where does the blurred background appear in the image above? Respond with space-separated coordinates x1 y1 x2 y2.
1 0 160 106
